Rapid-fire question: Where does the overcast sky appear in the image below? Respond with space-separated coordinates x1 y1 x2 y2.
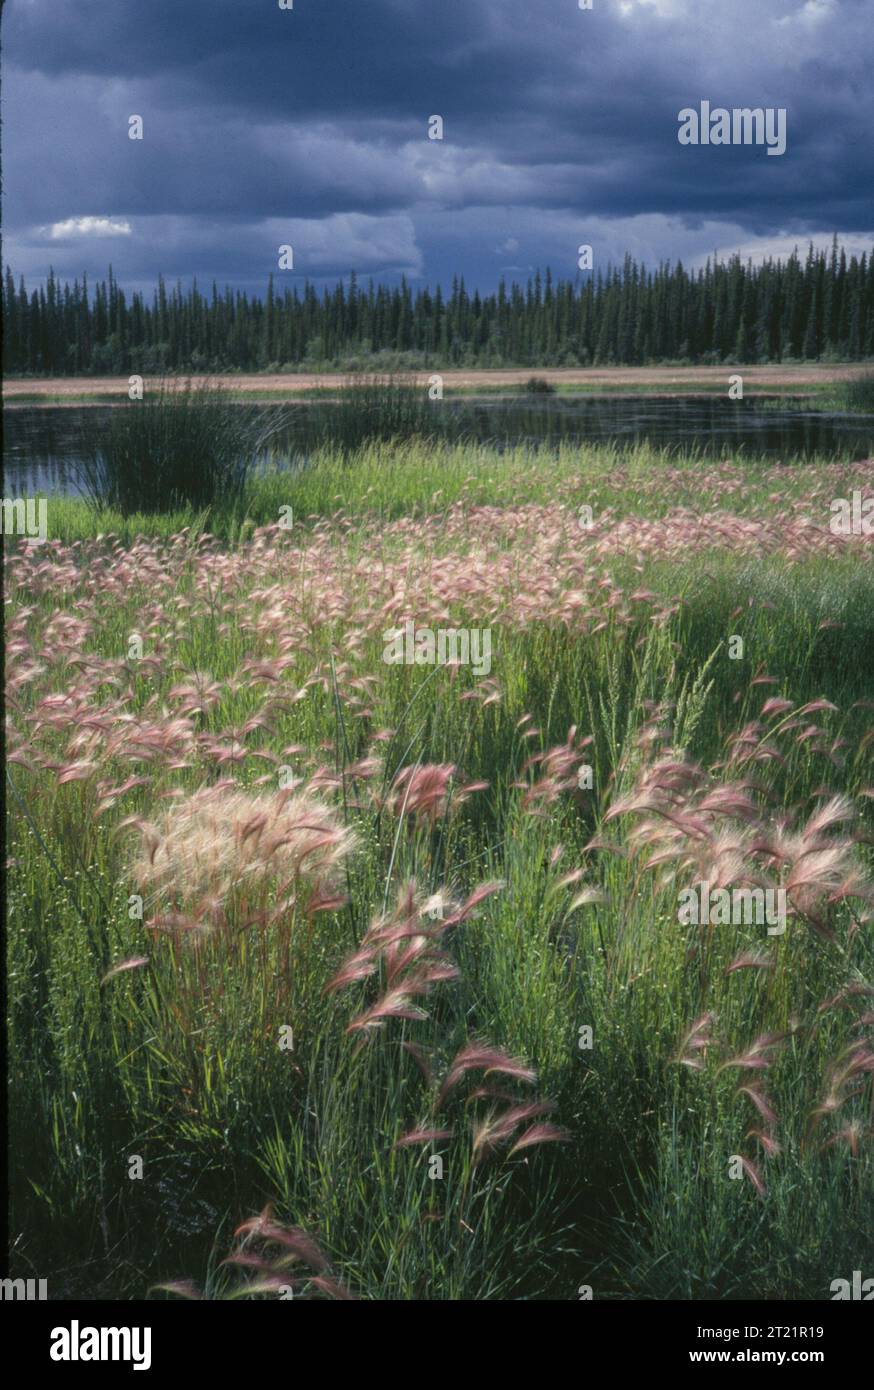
4 0 874 296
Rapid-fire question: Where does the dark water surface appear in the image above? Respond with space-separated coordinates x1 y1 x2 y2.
4 395 873 497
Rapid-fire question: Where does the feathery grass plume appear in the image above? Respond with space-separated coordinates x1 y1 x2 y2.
150 1279 203 1301
521 726 595 812
726 949 773 974
508 1123 568 1157
737 1085 778 1129
393 1127 454 1148
101 956 149 986
346 984 433 1034
717 1032 786 1075
437 1042 538 1106
158 1206 355 1300
747 1130 781 1158
396 1041 567 1169
603 730 874 939
736 1155 767 1197
386 762 457 826
129 783 354 931
325 879 462 1036
673 1013 715 1071
471 1101 558 1158
821 1121 864 1157
810 1042 874 1125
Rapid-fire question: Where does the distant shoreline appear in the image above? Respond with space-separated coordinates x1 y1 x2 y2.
4 363 871 405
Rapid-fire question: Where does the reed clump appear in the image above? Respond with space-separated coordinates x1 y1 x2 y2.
837 371 874 413
77 378 287 515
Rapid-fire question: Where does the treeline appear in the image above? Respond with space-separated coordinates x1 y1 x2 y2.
5 238 874 375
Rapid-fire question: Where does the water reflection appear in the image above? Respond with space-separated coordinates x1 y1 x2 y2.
4 395 873 497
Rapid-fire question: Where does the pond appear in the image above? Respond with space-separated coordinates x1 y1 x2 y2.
4 395 873 497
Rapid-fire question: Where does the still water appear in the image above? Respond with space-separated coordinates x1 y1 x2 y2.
4 395 873 497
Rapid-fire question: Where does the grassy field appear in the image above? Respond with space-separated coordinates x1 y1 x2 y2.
6 438 874 1300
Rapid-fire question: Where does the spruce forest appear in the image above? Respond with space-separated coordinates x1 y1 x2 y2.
6 237 874 376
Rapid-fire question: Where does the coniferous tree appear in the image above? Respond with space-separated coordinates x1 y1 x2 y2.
4 243 872 375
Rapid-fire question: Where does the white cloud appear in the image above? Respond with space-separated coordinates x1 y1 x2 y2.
704 229 874 268
777 0 838 29
262 213 423 276
48 215 131 239
417 207 874 279
616 0 688 18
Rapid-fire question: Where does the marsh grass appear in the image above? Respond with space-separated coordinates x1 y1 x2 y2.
28 437 871 547
838 370 874 414
300 373 465 456
75 378 288 515
760 374 874 415
6 439 874 1299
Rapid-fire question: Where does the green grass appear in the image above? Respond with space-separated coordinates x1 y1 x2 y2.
757 372 874 415
837 371 874 414
74 380 289 515
6 438 874 1300
16 435 872 549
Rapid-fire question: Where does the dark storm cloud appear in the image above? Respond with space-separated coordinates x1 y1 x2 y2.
5 0 874 292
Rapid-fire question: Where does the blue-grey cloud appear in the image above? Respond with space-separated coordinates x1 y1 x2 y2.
5 0 873 293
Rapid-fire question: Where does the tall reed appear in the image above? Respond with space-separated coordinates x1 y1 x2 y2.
76 378 287 515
